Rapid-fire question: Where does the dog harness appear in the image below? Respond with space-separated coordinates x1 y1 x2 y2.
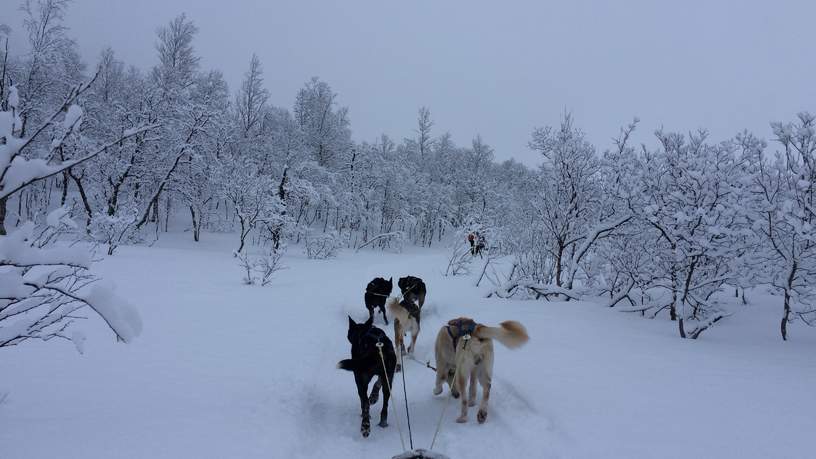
446 318 477 351
360 327 388 354
366 280 391 297
400 299 421 322
400 279 422 297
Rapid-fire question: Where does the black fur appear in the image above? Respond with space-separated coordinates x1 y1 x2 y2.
364 277 393 325
398 276 427 308
337 316 397 438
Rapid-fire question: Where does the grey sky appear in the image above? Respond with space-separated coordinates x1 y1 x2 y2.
5 0 815 165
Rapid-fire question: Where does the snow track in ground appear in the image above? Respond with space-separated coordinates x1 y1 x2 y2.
1 232 815 458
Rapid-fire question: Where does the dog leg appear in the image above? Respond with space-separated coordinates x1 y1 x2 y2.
355 374 371 437
455 372 469 423
449 368 460 398
378 369 393 428
407 329 418 354
393 321 404 372
369 378 382 405
468 368 478 407
393 320 405 355
477 372 491 424
433 365 447 395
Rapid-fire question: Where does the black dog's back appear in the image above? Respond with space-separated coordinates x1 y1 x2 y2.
365 277 393 324
398 276 427 307
337 326 395 372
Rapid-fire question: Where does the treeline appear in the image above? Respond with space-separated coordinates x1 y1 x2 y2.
0 5 510 257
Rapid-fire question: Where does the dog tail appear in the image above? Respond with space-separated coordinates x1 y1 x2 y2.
475 320 529 349
337 359 357 371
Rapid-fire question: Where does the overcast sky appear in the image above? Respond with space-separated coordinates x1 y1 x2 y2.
4 0 815 165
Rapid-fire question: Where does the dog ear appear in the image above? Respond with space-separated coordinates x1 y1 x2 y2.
348 316 356 328
364 315 374 328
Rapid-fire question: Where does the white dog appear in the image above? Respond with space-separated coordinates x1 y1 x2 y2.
433 317 529 423
387 297 421 357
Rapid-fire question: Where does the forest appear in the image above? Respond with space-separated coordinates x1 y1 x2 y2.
1 0 815 354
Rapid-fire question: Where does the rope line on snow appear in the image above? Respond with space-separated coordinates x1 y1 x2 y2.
429 333 470 451
400 350 414 450
406 354 437 372
376 342 406 451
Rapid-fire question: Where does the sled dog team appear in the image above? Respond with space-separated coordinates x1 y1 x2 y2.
338 275 529 438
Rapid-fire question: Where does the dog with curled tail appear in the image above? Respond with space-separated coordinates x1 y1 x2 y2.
433 317 529 424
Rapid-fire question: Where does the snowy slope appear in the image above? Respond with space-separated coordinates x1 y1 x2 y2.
1 232 815 459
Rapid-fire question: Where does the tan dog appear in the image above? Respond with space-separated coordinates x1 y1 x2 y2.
387 297 421 357
433 317 528 424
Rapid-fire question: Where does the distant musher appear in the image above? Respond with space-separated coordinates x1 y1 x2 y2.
468 232 486 257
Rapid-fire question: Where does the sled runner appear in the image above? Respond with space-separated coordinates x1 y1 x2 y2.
392 449 450 459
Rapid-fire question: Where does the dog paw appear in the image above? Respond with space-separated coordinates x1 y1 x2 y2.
378 419 388 428
369 393 379 405
468 399 477 407
433 386 442 396
395 364 402 373
452 390 460 399
361 418 371 437
477 409 488 424
456 415 467 423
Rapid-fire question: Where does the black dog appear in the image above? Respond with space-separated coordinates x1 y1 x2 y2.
365 277 393 325
337 316 397 438
398 276 427 308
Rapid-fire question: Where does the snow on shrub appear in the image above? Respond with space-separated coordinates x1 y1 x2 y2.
304 231 342 259
354 231 406 253
90 208 141 255
237 246 287 286
0 209 142 350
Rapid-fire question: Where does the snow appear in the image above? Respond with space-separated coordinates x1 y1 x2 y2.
46 206 77 229
81 282 143 344
0 312 42 346
1 157 62 199
63 104 83 131
7 86 19 110
0 222 91 268
1 232 814 458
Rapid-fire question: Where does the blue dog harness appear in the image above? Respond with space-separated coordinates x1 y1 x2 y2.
445 318 476 350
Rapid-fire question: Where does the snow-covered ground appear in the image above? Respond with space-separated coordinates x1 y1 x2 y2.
2 232 815 459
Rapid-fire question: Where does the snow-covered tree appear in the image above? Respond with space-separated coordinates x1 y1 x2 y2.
235 54 268 138
294 77 351 168
750 113 816 340
0 73 149 349
502 114 631 296
632 130 752 338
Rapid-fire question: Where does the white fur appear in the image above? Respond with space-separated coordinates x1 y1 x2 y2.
387 297 420 355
